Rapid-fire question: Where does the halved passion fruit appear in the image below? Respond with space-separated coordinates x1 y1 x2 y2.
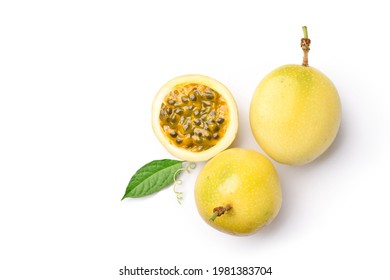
152 74 238 162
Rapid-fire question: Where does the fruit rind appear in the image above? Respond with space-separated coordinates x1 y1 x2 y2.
250 64 341 165
152 74 238 162
194 148 282 236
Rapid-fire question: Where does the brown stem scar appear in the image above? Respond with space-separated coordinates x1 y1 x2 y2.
301 38 311 66
209 204 232 222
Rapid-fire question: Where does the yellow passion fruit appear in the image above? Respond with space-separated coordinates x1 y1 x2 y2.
194 148 282 236
152 75 238 162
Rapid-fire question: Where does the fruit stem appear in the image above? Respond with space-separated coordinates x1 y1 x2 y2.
209 204 232 222
302 25 308 39
301 26 311 66
209 211 219 222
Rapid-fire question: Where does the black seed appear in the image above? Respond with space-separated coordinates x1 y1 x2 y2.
190 93 196 101
170 131 178 138
166 107 172 114
193 119 201 126
193 110 200 116
197 145 204 151
181 96 189 103
202 101 212 107
168 99 175 105
169 114 178 124
187 105 194 111
183 123 190 131
175 108 184 115
213 133 219 139
203 132 211 140
193 135 202 143
176 138 183 144
204 87 215 93
216 117 225 124
200 114 207 120
193 128 203 137
204 93 214 100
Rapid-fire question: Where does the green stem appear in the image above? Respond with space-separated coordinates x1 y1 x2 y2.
209 211 219 222
302 26 308 39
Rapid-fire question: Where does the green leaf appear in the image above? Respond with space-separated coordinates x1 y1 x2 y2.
122 159 183 200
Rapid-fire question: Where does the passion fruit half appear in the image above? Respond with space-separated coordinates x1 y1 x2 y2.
152 74 238 162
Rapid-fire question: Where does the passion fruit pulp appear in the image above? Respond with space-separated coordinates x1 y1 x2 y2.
152 75 238 162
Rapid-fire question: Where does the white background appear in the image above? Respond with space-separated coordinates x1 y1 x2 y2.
1 1 389 279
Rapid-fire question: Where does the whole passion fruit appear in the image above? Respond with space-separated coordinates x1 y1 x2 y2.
250 27 341 165
195 148 282 236
152 74 238 162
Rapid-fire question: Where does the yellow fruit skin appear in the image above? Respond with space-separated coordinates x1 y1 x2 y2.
194 148 282 236
250 64 341 165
